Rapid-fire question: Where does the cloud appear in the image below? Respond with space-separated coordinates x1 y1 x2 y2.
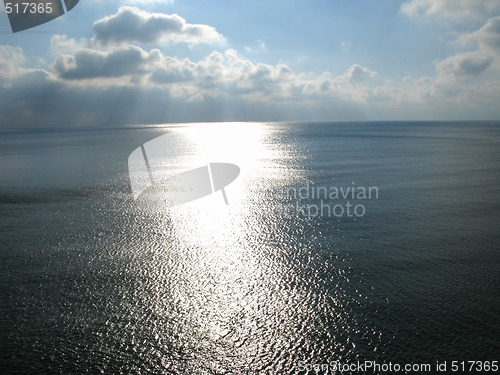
339 41 351 52
0 41 388 126
149 56 194 84
244 39 267 53
51 43 379 104
2 0 500 128
458 16 500 51
336 64 377 85
396 15 500 117
1 6 387 126
399 2 500 108
434 16 500 81
401 0 500 22
0 45 25 79
92 6 223 45
54 46 161 80
435 52 493 78
50 34 89 55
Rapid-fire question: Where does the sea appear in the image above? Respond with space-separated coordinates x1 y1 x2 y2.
0 121 499 374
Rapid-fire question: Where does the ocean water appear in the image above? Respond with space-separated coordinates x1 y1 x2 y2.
0 122 499 374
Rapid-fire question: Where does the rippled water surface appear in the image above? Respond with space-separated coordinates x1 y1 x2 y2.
1 122 499 374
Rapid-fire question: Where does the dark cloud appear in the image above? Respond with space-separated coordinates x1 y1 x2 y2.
54 46 160 79
458 56 493 75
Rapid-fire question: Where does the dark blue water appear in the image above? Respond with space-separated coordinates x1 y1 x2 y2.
1 122 499 374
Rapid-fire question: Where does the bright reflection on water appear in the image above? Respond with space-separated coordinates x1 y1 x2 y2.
119 123 380 373
2 122 499 374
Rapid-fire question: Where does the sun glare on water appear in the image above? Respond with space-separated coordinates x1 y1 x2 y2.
124 122 365 372
138 122 295 360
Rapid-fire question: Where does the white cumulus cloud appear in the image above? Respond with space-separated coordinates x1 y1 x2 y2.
336 64 377 85
92 6 224 46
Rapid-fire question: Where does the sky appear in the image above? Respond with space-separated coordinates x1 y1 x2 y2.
1 0 500 126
